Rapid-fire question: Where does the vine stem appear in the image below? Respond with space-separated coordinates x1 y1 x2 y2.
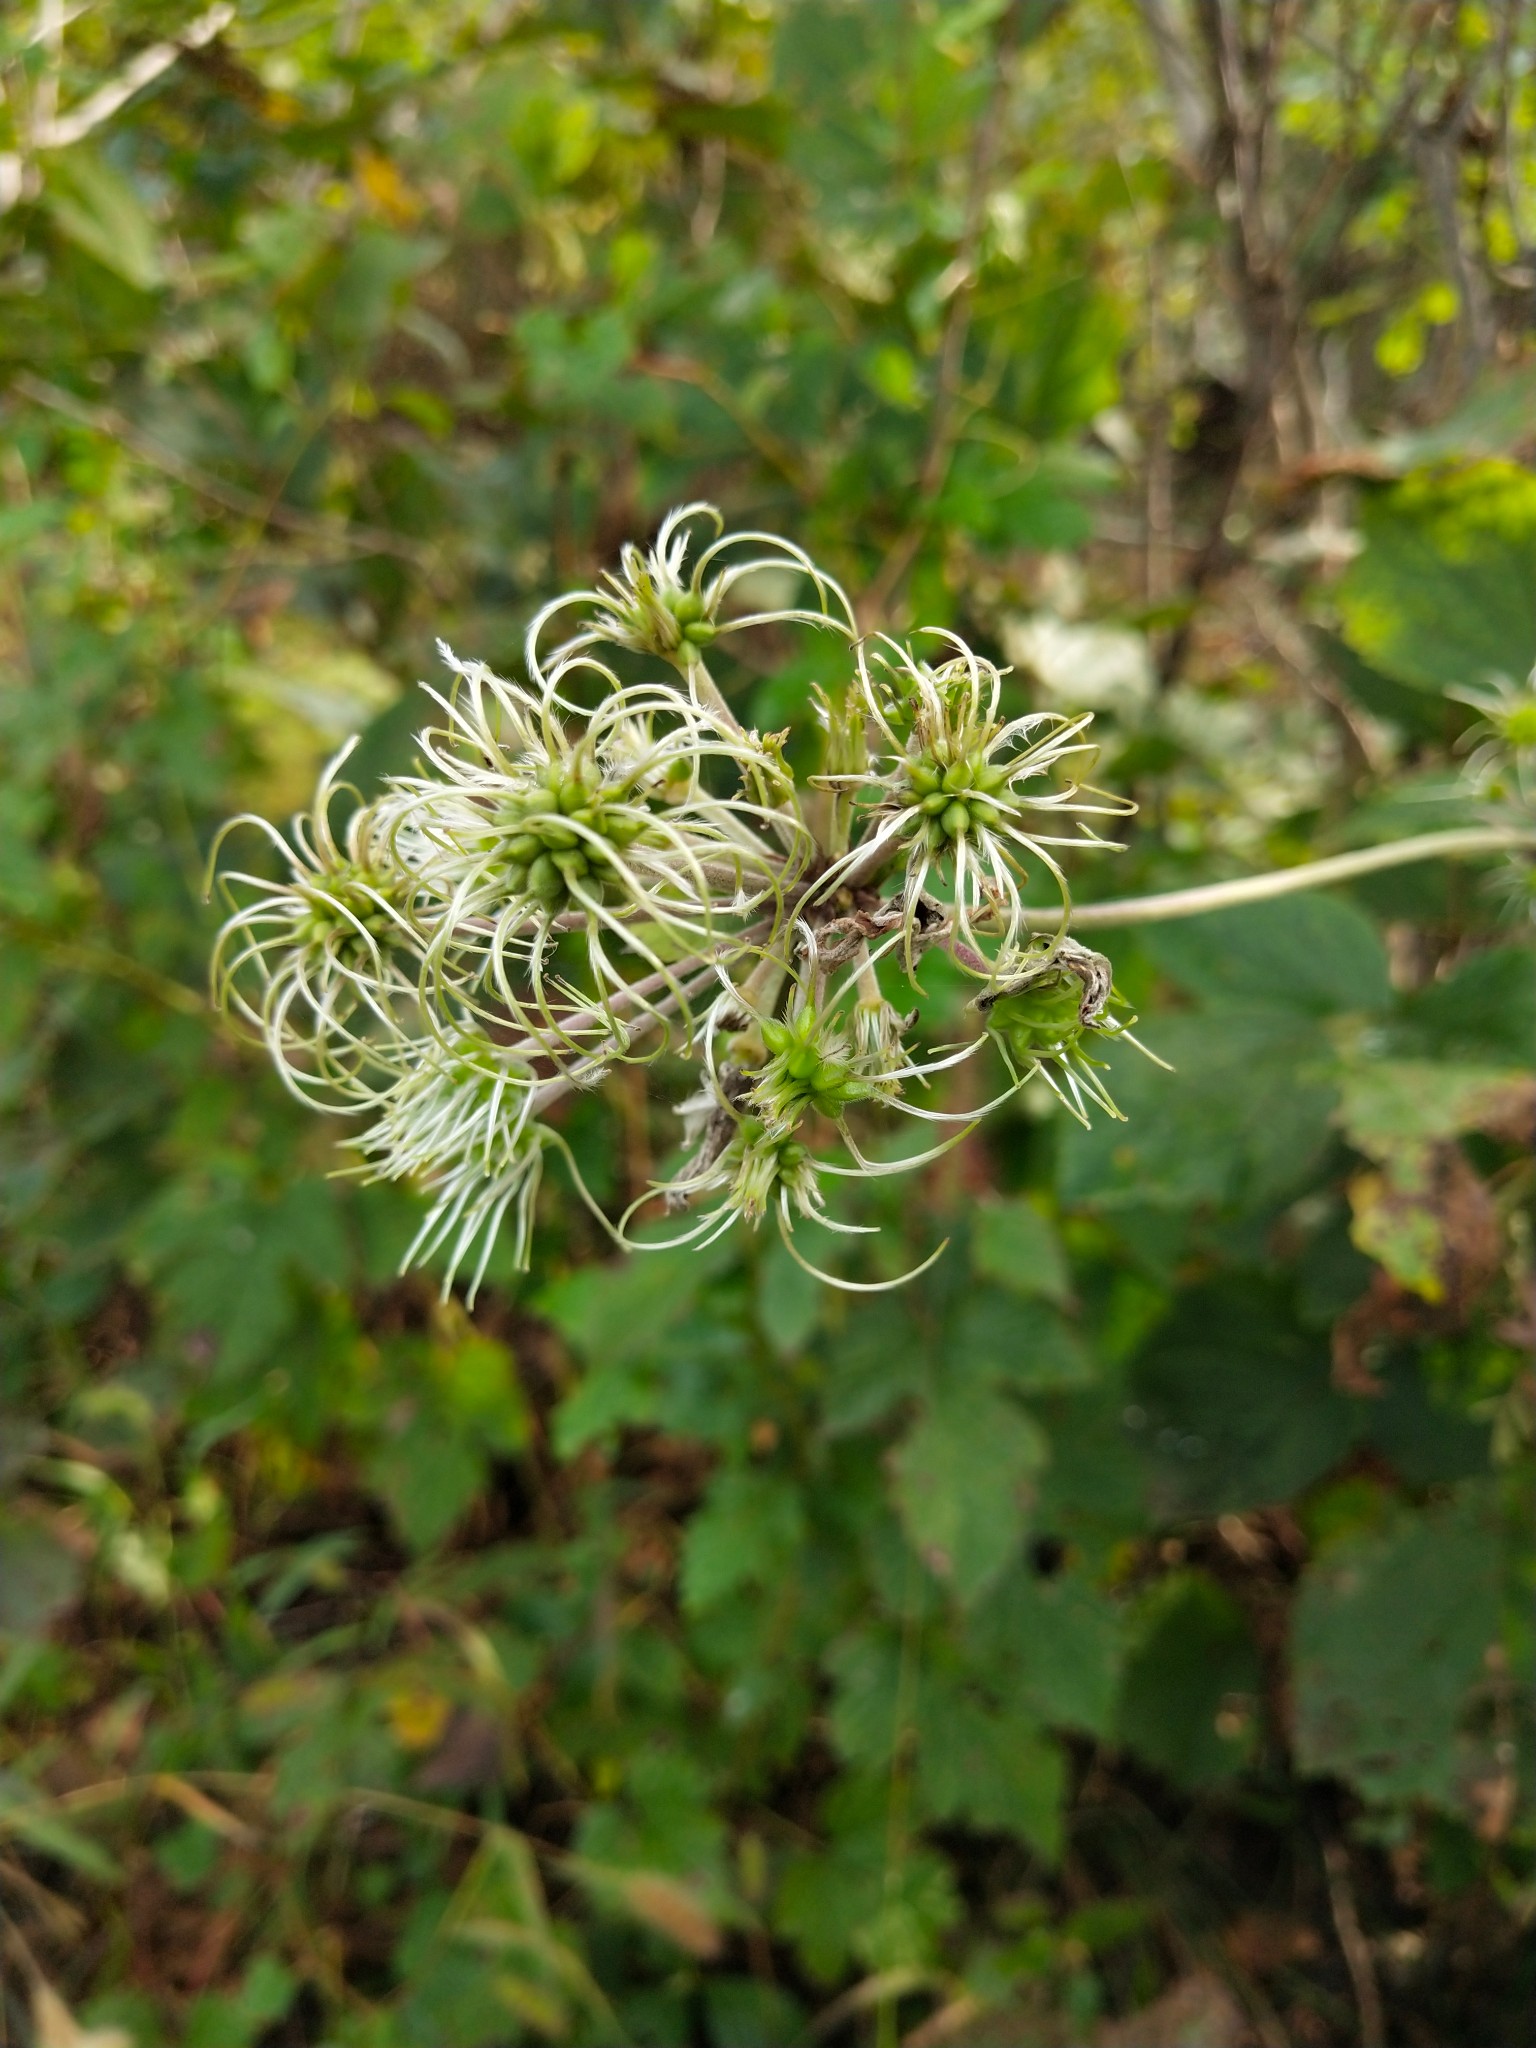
1023 825 1536 930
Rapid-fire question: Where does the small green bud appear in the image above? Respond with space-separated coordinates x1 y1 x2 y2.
941 800 971 837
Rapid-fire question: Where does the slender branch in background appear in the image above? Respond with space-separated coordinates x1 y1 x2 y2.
1321 1835 1386 2048
1033 826 1536 929
1135 0 1215 169
11 374 438 572
858 3 1028 627
633 353 811 493
1 911 206 1016
0 0 235 208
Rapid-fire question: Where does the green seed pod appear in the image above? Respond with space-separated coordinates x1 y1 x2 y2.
682 619 718 646
526 852 562 903
786 1043 823 1083
505 832 542 863
941 759 975 794
553 850 589 880
760 1019 792 1057
539 819 581 850
983 970 1086 1060
505 862 529 895
941 799 971 837
921 790 951 816
521 787 559 816
907 760 941 796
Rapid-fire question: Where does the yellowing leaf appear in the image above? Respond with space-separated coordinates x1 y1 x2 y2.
354 147 423 226
385 1682 453 1751
1347 1167 1446 1303
224 617 401 818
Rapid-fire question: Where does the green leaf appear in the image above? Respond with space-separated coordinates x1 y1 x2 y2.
1337 461 1536 691
1395 945 1536 1063
1116 1572 1262 1790
1060 1008 1338 1214
366 1422 484 1552
773 1781 961 1983
183 1955 296 2048
1144 894 1391 1015
917 1693 1067 1861
947 1288 1093 1392
966 1564 1124 1738
539 1239 733 1367
703 1977 807 2048
680 1467 807 1615
756 1234 823 1355
44 150 163 291
0 1775 122 1885
890 1384 1047 1603
819 1297 930 1437
972 1199 1072 1304
1292 1485 1502 1810
1128 1283 1356 1517
0 1515 81 1636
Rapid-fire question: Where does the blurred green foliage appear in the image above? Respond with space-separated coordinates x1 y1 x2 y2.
0 3 1533 2044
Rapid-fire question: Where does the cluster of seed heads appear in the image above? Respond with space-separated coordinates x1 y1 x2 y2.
210 505 1161 1299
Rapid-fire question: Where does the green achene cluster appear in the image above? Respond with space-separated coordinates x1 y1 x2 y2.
903 751 1010 849
981 968 1092 1063
754 1011 872 1129
492 765 650 911
295 868 402 966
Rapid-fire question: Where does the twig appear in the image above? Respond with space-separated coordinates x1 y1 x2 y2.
633 353 810 492
2 911 206 1016
858 4 1024 627
1027 826 1536 929
1321 1835 1385 2048
10 375 434 569
0 2 234 209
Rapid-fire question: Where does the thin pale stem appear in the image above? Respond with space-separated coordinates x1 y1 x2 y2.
1025 826 1536 930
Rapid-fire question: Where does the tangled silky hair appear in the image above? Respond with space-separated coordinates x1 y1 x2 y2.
211 506 1156 1299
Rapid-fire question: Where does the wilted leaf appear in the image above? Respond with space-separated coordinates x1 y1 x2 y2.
616 1871 723 1958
